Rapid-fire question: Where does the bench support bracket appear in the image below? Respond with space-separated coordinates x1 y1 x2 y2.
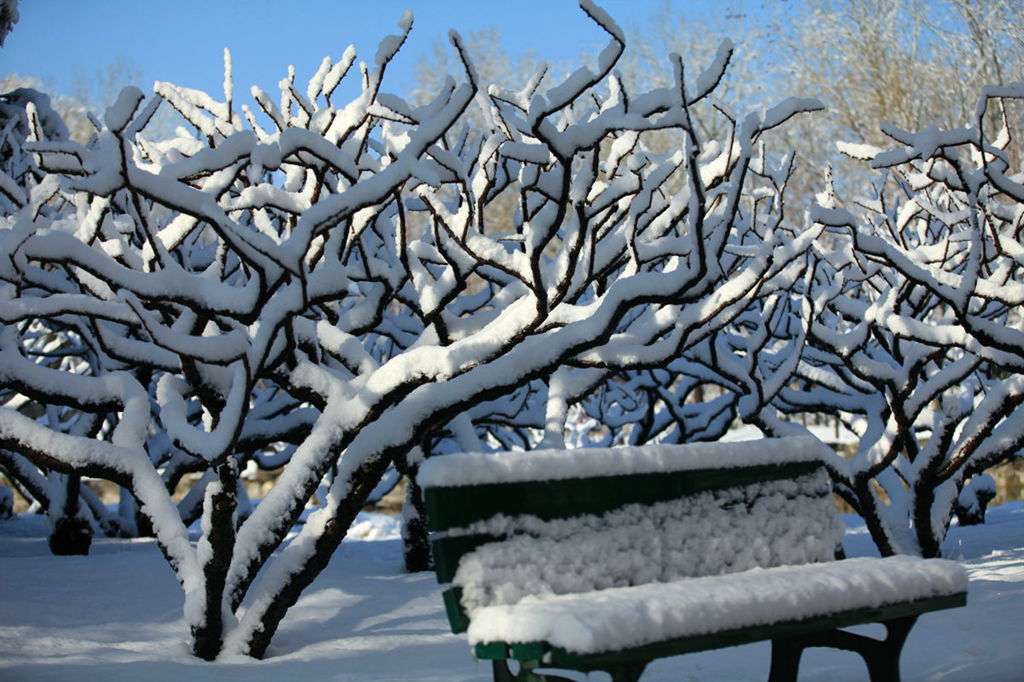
768 616 918 682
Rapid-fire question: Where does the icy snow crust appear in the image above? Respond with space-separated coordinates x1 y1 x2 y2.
418 436 829 488
452 472 844 615
465 556 968 654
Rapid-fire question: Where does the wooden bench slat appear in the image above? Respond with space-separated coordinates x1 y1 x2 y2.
424 460 822 533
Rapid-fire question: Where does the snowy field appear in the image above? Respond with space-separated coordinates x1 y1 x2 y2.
0 503 1021 682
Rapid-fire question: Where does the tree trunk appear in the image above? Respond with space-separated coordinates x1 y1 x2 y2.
913 477 946 559
0 484 10 518
48 474 92 556
191 460 239 661
241 451 395 659
853 478 898 557
401 472 432 573
395 446 432 573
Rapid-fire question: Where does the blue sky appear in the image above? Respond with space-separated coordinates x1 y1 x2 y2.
1 1 739 106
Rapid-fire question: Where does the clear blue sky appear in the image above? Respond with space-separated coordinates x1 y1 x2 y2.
1 1 747 106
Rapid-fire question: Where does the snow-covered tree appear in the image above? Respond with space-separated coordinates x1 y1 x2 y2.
777 0 1024 204
0 83 133 554
0 2 823 659
779 85 1024 557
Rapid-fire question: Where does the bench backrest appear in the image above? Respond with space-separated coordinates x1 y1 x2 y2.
418 437 843 635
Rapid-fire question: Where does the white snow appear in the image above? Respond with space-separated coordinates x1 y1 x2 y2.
465 556 966 654
451 473 843 614
0 503 1020 681
418 436 829 488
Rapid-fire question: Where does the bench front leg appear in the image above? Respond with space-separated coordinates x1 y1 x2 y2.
768 615 918 682
768 636 804 682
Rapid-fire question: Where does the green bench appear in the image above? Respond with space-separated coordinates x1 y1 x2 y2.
418 437 968 682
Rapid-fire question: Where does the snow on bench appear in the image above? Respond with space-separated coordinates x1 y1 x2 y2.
416 436 826 488
418 437 968 682
465 557 966 656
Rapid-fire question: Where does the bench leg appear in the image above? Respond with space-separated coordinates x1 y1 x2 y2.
608 661 647 682
768 616 918 682
865 617 916 682
768 636 804 682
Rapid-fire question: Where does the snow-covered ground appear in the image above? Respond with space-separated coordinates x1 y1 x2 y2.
0 503 1021 682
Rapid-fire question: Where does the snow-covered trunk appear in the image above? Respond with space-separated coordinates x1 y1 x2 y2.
224 451 343 617
0 484 12 518
401 482 431 572
913 472 959 559
394 446 430 572
238 448 396 659
401 476 430 573
850 476 899 557
46 472 92 556
191 460 239 660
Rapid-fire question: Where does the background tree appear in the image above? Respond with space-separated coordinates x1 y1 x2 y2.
775 84 1024 557
777 0 1024 200
0 84 134 554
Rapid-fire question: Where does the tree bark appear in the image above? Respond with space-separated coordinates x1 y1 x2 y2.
48 474 92 556
401 472 432 573
853 477 898 557
191 461 238 661
242 451 394 659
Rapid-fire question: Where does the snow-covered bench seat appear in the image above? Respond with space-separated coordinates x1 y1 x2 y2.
417 437 968 682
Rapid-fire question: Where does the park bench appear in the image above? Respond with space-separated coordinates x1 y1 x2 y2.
418 437 968 682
